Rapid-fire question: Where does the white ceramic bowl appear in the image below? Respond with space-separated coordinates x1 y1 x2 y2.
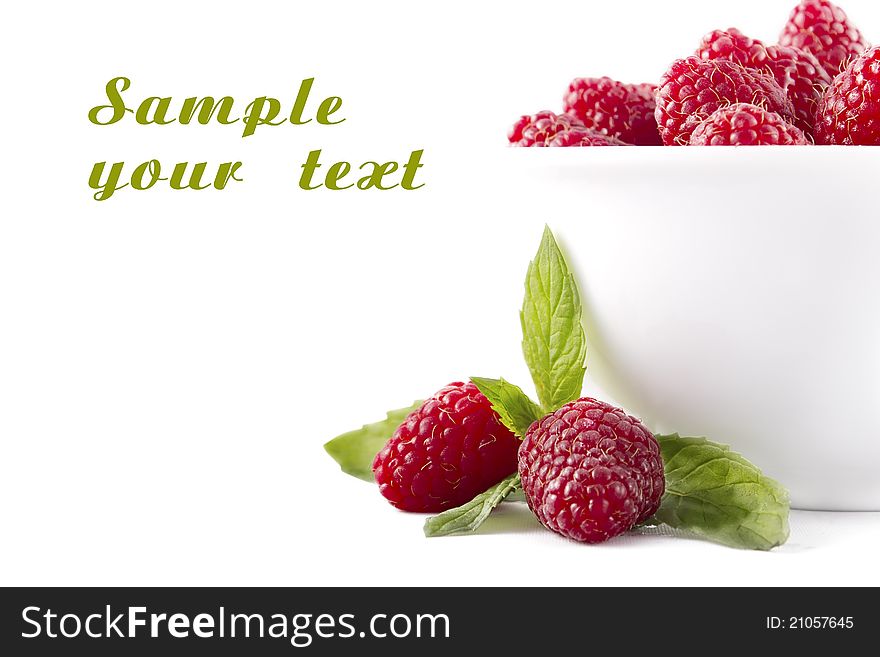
506 147 880 510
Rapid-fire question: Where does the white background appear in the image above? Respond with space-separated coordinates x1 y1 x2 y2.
2 0 879 586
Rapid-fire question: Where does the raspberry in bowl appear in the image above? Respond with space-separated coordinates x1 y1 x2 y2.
501 0 879 509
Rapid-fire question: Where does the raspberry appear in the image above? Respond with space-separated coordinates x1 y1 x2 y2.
779 0 868 74
815 46 880 145
508 110 587 147
654 57 796 145
518 398 664 544
697 28 831 137
690 103 810 145
547 129 628 147
697 27 767 65
563 77 661 145
766 44 833 137
372 381 519 512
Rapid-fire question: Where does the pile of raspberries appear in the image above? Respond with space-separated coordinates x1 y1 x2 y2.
509 0 876 146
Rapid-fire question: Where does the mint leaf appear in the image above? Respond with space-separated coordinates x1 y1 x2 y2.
424 473 520 537
654 433 790 550
470 377 543 436
324 402 421 482
521 226 587 413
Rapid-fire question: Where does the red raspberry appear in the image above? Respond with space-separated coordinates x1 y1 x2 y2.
690 103 810 145
563 77 661 145
697 27 767 65
779 0 868 74
655 57 795 145
372 381 519 512
548 129 628 147
508 110 586 147
697 28 831 137
766 44 833 137
815 46 880 145
518 398 664 544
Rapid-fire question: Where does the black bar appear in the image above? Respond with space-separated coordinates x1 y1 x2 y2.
0 587 873 655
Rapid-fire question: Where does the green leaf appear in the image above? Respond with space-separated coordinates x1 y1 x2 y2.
654 433 790 550
470 377 543 436
424 473 520 537
324 402 421 482
521 226 587 413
